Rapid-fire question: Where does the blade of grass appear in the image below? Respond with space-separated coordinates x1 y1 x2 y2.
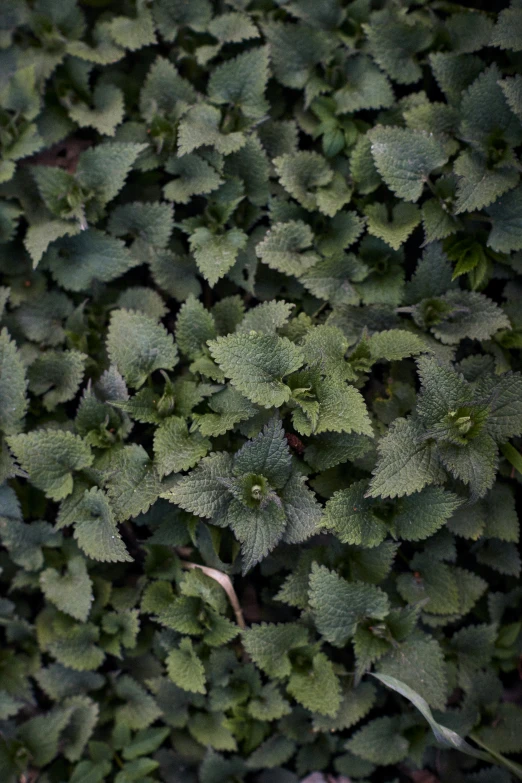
371 672 522 780
501 442 522 475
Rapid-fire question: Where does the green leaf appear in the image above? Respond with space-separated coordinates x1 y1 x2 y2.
256 221 320 277
34 664 104 702
0 287 10 319
476 539 521 576
40 557 93 623
107 309 178 389
287 651 341 717
313 681 377 733
148 250 201 301
175 295 217 359
233 417 292 489
500 75 522 122
224 136 270 206
192 387 257 437
305 431 373 472
162 451 233 520
114 676 161 730
429 51 484 104
309 564 389 646
376 635 447 709
247 683 291 722
208 46 269 119
208 11 259 43
263 21 331 90
115 757 159 782
7 430 93 501
45 230 140 292
475 703 522 754
60 696 100 762
66 22 125 65
335 55 394 113
351 542 399 586
366 329 429 362
15 290 73 346
76 143 147 210
315 171 353 217
151 0 212 42
438 433 498 499
365 202 421 250
426 290 509 344
446 11 493 54
106 5 156 51
274 152 333 212
400 358 463 432
322 480 387 548
459 64 521 151
487 185 522 253
104 444 162 521
69 759 112 783
365 8 433 85
300 253 366 307
178 104 245 157
0 487 61 571
306 377 373 436
208 332 304 408
188 712 237 752
0 328 28 435
454 150 519 214
238 300 295 336
393 487 462 541
280 474 321 545
246 735 296 769
369 126 449 202
405 243 455 304
116 287 167 321
351 134 382 195
492 7 522 52
68 83 125 137
166 638 206 694
317 212 367 257
122 727 170 761
404 99 459 136
48 623 105 672
164 153 222 204
212 295 245 335
422 196 461 244
227 497 287 573
108 201 174 251
242 622 309 679
67 488 132 563
28 349 86 411
31 166 78 219
153 416 210 477
367 417 443 499
18 704 77 767
301 325 353 381
139 55 197 119
102 608 140 657
189 227 248 286
345 715 409 765
477 372 522 441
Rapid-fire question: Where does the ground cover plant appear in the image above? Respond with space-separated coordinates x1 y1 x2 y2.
1 0 522 781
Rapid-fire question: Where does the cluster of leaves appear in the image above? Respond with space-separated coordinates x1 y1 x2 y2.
1 0 522 782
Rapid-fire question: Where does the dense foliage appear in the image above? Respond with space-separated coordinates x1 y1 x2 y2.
1 1 522 781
